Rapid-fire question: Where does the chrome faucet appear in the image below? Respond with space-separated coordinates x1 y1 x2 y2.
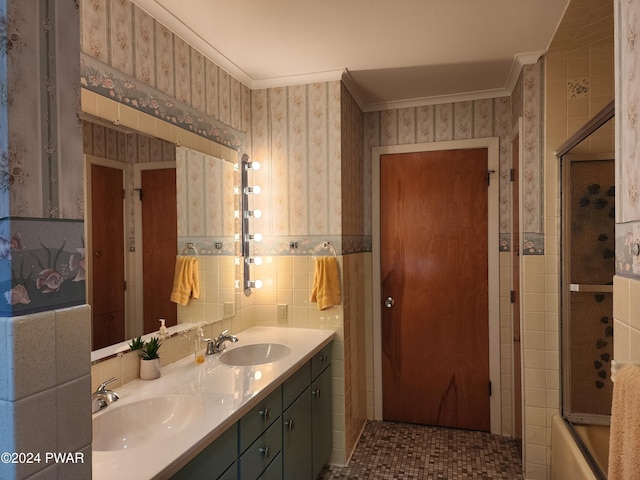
92 377 119 413
207 330 238 354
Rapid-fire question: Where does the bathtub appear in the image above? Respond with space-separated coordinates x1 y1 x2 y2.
551 415 609 480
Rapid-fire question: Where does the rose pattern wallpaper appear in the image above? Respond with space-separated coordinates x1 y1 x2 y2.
1 218 86 315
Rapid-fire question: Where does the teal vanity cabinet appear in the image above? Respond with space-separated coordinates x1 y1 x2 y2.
238 388 283 479
172 341 333 480
282 343 333 480
282 363 313 479
311 344 332 479
172 424 238 480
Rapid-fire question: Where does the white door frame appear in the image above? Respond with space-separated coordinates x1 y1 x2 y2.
372 138 501 435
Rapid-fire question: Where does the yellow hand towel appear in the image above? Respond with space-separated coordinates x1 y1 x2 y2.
310 256 341 310
170 256 200 306
608 364 640 480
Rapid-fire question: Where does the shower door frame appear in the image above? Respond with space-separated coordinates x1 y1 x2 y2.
560 153 614 427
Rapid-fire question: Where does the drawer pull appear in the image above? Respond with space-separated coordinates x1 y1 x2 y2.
285 418 295 431
319 354 328 363
259 445 271 458
259 407 271 422
312 389 321 398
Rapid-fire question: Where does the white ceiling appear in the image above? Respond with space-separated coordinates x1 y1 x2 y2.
133 0 571 111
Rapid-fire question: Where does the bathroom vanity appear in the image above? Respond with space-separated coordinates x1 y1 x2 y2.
92 327 335 480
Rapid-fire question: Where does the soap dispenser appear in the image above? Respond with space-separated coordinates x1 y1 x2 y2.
194 323 206 364
159 318 167 335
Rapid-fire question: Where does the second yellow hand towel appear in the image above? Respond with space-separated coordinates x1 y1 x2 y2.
310 256 341 310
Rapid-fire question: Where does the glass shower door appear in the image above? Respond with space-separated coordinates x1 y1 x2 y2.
562 156 615 423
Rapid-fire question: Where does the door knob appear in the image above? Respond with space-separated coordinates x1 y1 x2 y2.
385 296 395 308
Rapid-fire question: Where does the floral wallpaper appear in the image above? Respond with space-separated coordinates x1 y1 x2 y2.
250 82 343 239
364 97 517 251
363 62 545 254
175 147 237 255
2 0 83 219
617 0 640 224
79 0 251 149
1 0 85 316
616 0 640 278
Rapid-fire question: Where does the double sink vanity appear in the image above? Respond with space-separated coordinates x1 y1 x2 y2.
92 326 335 480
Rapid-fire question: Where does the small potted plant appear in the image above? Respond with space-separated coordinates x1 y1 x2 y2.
129 336 144 352
139 337 162 380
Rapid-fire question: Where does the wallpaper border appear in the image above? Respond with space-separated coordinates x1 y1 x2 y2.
80 54 245 151
1 217 86 316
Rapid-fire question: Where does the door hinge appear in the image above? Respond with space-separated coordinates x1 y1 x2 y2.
123 280 127 291
122 189 126 199
134 188 143 201
489 381 492 396
486 169 496 186
510 169 515 182
510 290 516 303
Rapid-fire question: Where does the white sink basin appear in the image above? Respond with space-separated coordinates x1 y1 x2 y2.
93 395 205 451
219 343 291 366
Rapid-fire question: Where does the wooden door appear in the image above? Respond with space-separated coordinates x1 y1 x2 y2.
381 148 490 432
141 168 177 333
511 135 523 445
90 164 126 350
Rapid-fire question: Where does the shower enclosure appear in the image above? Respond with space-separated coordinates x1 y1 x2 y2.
559 102 614 479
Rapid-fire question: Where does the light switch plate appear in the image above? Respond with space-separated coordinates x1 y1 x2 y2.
223 302 235 317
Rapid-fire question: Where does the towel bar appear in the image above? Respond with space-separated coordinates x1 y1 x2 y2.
182 242 198 255
611 359 640 382
312 241 336 259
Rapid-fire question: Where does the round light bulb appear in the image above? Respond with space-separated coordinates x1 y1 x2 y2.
253 209 262 219
253 233 263 242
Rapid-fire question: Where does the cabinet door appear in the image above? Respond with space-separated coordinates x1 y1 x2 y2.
311 367 332 478
171 425 237 480
258 452 282 480
283 386 312 480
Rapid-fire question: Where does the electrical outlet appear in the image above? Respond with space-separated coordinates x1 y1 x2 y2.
277 304 288 323
223 302 235 317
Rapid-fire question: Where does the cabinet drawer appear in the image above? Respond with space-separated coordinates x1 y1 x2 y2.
239 417 282 480
171 424 237 479
311 343 332 379
239 388 282 453
258 452 282 480
282 361 310 409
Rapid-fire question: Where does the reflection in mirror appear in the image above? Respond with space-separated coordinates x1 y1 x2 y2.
83 119 238 359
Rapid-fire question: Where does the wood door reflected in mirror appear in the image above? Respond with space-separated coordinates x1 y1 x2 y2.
83 120 238 358
89 162 126 350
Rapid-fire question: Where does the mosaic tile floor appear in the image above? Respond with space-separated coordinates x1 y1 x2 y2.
318 421 524 480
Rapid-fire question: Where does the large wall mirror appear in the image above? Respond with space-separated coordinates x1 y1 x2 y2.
83 116 239 358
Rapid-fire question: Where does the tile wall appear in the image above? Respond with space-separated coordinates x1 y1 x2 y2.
536 2 615 478
0 305 92 480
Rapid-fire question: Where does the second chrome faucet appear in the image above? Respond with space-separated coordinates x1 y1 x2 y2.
206 330 238 355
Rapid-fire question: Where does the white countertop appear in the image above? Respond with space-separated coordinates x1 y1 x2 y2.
92 326 336 480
